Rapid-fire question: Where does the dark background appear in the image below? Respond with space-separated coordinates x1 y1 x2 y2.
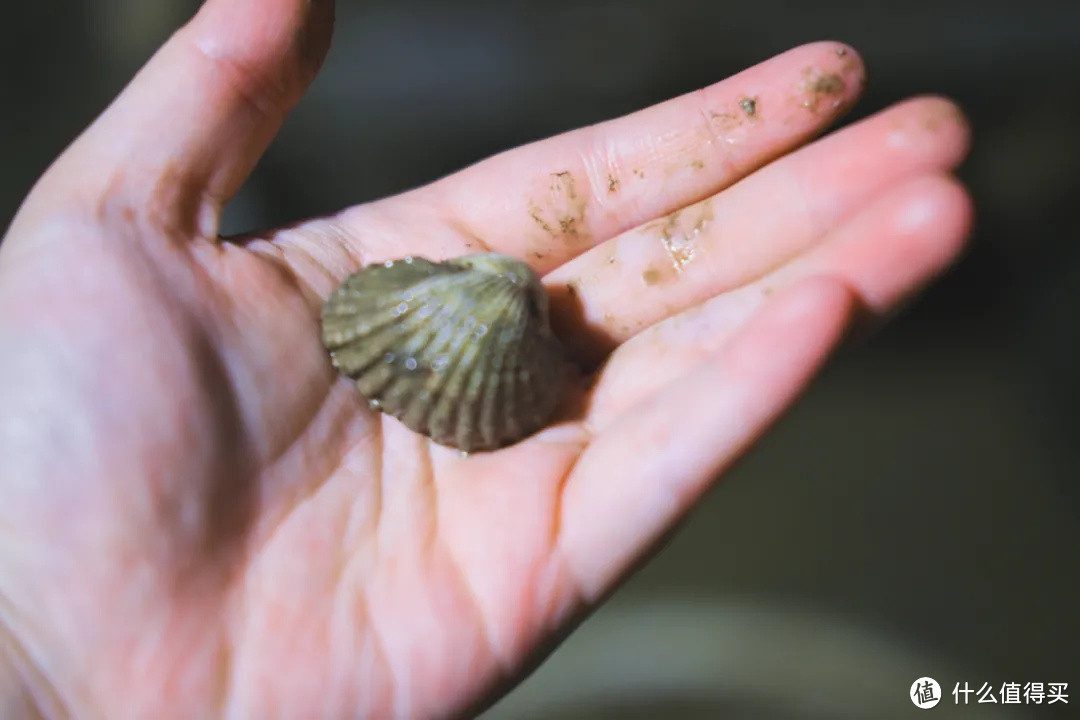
3 1 1078 718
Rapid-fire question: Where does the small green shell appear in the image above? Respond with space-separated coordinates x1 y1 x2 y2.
321 253 566 452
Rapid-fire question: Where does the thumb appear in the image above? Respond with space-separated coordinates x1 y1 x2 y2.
17 0 334 241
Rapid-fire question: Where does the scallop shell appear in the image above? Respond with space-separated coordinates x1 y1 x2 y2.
320 253 566 452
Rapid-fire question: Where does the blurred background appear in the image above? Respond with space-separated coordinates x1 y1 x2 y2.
3 1 1077 718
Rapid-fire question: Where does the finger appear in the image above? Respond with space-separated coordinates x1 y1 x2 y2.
558 277 858 599
586 172 973 428
20 0 334 240
544 95 970 362
373 41 864 268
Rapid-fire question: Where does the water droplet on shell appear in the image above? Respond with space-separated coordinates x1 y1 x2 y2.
321 253 567 452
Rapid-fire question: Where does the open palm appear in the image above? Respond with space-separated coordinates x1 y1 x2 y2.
0 1 972 718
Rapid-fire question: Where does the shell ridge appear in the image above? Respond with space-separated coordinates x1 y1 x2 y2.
446 279 519 450
327 266 489 378
425 322 479 445
396 301 470 434
496 317 525 445
476 326 511 448
424 280 510 446
328 295 443 379
322 258 446 345
464 282 527 449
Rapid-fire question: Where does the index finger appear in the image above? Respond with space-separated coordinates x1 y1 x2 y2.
412 41 865 272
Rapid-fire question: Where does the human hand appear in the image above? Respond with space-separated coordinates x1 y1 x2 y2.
0 0 972 717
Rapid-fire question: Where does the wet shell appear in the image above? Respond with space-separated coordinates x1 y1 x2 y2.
320 253 566 452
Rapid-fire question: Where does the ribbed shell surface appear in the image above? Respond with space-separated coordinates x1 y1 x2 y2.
320 253 565 452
